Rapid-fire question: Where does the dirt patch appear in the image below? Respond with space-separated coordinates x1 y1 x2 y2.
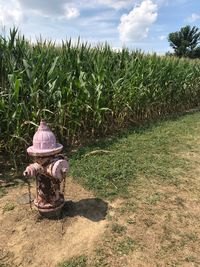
0 178 108 267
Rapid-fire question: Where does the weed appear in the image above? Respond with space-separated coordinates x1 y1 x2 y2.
175 197 185 207
113 236 136 255
147 192 165 205
0 188 6 198
126 218 136 225
143 218 156 227
119 201 138 214
3 203 15 213
111 223 126 235
58 256 87 267
180 232 198 243
185 255 196 262
94 248 110 267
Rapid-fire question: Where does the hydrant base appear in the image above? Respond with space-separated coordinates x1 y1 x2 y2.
36 202 65 218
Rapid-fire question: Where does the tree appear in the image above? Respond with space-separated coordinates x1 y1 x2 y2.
168 25 200 58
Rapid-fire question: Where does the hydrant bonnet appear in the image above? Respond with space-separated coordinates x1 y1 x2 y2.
27 120 63 157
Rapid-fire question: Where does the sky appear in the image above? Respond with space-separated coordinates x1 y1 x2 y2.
0 0 200 54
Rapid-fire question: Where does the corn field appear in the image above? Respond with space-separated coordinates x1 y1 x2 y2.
1 28 200 159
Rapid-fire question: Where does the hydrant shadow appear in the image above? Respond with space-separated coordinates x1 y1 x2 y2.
61 198 108 222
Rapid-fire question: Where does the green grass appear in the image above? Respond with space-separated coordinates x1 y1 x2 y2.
185 256 197 263
111 223 126 235
3 203 15 213
0 188 6 198
58 256 87 267
70 112 200 198
113 236 136 255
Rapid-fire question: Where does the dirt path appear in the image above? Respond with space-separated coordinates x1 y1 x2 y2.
0 178 109 267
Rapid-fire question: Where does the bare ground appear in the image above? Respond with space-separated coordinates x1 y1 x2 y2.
0 178 109 267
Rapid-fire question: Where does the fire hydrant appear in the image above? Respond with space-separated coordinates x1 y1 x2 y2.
23 120 69 218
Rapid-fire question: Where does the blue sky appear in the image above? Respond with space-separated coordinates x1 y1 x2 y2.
0 0 200 54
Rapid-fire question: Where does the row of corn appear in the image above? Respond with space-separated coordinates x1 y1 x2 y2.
1 28 200 159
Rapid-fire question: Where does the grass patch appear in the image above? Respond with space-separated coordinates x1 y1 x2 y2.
185 255 196 263
180 232 199 244
147 192 166 205
70 112 200 198
111 223 126 235
93 236 137 266
93 248 111 267
113 236 136 255
119 201 138 214
3 203 15 213
0 188 6 198
58 256 87 267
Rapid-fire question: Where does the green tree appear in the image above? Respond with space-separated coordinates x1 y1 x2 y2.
168 25 200 58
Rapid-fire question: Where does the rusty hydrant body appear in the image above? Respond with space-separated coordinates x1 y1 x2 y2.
24 120 69 218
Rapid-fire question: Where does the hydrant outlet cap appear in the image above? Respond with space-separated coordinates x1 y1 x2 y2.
27 120 63 157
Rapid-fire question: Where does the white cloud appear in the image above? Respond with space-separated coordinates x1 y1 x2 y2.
118 0 158 43
97 0 134 10
18 0 80 20
17 0 134 17
97 0 167 10
63 6 80 20
0 0 23 26
186 13 200 23
0 0 80 25
159 35 166 40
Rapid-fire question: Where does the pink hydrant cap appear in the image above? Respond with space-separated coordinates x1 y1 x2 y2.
27 120 63 157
